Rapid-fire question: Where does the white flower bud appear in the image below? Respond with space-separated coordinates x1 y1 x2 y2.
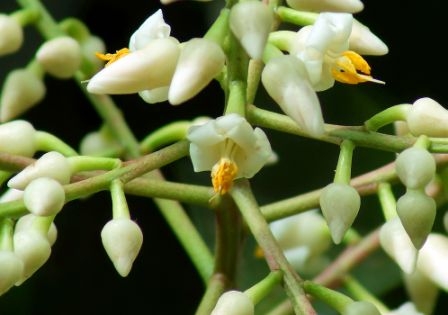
349 19 388 56
0 14 24 56
86 37 180 94
0 251 24 295
416 233 448 291
0 69 46 122
0 120 36 156
403 270 438 315
385 302 424 315
129 9 171 51
79 129 121 156
81 35 106 69
229 1 273 60
395 147 436 189
15 214 58 246
24 177 65 216
139 86 169 104
8 151 72 190
36 36 82 79
379 217 417 274
261 55 324 137
406 97 448 137
343 301 381 315
396 189 436 249
286 0 364 13
168 38 225 105
319 183 360 244
13 229 51 284
0 188 24 203
210 290 254 315
101 218 143 277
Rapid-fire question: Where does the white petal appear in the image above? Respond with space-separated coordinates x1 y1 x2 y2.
129 9 171 51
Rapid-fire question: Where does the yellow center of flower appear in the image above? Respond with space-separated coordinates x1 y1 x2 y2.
211 157 239 195
95 48 130 67
331 50 384 85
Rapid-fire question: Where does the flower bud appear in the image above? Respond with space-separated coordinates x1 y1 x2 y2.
379 217 417 274
101 218 143 277
406 97 448 137
386 302 424 315
0 120 36 156
0 14 24 56
261 55 324 137
285 0 364 13
395 147 435 189
80 35 106 69
0 251 24 295
396 189 436 249
0 69 46 122
343 301 381 315
24 177 65 217
36 36 82 79
8 151 72 190
349 19 388 56
416 233 448 291
13 229 51 284
403 270 438 315
168 38 225 105
79 129 121 156
15 214 58 246
211 290 254 315
229 1 273 60
87 37 180 94
319 183 360 244
139 86 169 104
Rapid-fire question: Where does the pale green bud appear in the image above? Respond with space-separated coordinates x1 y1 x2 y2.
261 55 324 137
229 1 273 60
210 290 254 315
0 14 24 56
168 38 225 105
138 86 169 104
0 120 36 156
8 151 72 190
13 229 51 284
79 129 121 156
36 36 82 79
80 35 106 70
15 214 58 246
87 37 180 94
379 217 417 274
396 189 436 249
406 97 448 137
319 183 360 244
286 0 364 13
343 301 381 315
395 147 435 189
0 69 46 122
0 251 24 295
403 269 438 315
101 218 143 277
417 233 448 291
24 177 65 217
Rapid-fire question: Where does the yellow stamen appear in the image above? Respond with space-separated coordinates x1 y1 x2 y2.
254 246 264 259
331 50 385 85
95 48 130 67
211 157 238 195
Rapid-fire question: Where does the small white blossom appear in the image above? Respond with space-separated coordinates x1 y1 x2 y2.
211 290 254 315
23 177 65 217
286 0 364 13
187 114 272 194
0 14 24 56
406 97 448 137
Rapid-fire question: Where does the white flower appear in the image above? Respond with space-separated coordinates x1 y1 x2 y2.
286 0 364 13
129 9 171 51
0 14 24 56
211 290 254 315
187 114 272 194
291 12 383 91
385 302 424 315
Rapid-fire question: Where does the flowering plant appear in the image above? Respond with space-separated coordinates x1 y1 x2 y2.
0 0 447 314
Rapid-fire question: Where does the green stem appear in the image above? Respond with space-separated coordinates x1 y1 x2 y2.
68 156 121 173
139 120 191 153
195 273 228 315
11 7 40 25
343 275 389 314
364 104 412 132
204 8 230 47
245 270 283 304
334 140 355 184
377 182 397 221
110 179 130 219
0 218 14 251
275 6 317 26
413 134 430 149
268 30 295 52
303 280 353 313
35 131 78 156
58 17 91 42
230 179 316 315
226 80 246 116
246 59 263 105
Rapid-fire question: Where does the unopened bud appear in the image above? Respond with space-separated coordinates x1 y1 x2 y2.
396 189 436 249
168 38 225 105
15 214 58 246
319 183 360 244
8 151 72 190
349 19 388 56
211 290 254 315
403 270 438 315
0 14 24 56
101 218 143 277
229 1 273 60
24 177 65 216
395 147 436 189
344 301 381 315
261 55 324 137
285 0 364 13
0 69 46 122
0 120 36 156
0 251 24 295
406 97 448 137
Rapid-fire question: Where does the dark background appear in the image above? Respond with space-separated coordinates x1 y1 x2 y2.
1 0 447 314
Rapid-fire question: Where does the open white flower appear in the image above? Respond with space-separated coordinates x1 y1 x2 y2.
187 114 272 194
291 12 384 91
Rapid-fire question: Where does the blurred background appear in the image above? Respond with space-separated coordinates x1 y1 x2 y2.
0 0 447 314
